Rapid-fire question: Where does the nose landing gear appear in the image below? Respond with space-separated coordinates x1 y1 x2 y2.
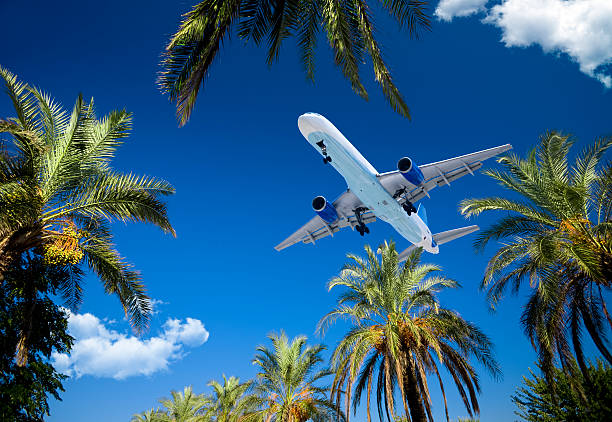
316 140 332 164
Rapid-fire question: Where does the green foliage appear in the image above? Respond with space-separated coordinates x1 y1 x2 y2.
132 386 210 421
0 254 73 421
319 242 500 422
251 331 344 422
396 417 479 422
0 65 175 334
158 386 210 421
131 408 169 421
460 132 612 383
513 360 612 421
207 375 258 421
133 378 258 422
159 0 431 126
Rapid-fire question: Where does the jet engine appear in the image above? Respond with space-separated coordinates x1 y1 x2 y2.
397 157 424 186
312 196 338 223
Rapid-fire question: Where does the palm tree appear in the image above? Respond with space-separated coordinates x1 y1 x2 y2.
460 132 612 383
207 375 258 421
0 66 175 364
158 386 210 422
319 242 500 422
251 331 345 422
158 0 431 126
131 408 168 422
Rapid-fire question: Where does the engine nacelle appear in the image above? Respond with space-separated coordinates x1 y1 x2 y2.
312 196 338 223
397 157 424 186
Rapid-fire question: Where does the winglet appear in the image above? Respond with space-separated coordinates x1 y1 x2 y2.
398 225 479 261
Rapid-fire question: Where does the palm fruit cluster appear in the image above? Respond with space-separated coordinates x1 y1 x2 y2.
43 221 85 265
290 397 314 422
559 217 592 241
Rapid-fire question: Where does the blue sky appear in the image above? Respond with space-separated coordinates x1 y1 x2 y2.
1 0 611 420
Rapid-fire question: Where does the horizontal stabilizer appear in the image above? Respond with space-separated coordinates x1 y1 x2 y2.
398 225 479 261
433 225 479 246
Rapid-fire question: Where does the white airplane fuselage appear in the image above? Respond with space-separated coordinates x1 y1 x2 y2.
298 113 439 254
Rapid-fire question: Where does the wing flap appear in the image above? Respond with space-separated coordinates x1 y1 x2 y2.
274 190 373 251
380 161 483 206
378 144 511 204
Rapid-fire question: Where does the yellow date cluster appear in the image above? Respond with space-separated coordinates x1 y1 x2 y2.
43 223 85 265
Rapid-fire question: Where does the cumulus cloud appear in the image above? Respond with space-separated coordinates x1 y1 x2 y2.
435 0 489 21
484 0 612 87
435 0 612 87
52 312 209 380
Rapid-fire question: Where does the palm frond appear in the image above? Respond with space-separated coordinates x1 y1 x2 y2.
465 131 612 383
159 0 242 126
323 242 498 421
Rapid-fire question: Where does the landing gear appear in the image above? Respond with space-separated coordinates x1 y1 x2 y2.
356 224 369 236
394 186 417 215
354 207 369 236
403 201 417 215
317 140 332 164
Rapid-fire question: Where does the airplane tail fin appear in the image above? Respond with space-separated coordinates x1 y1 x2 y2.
416 204 428 226
398 225 479 261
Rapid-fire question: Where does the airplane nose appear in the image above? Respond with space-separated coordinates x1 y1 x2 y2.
298 113 324 136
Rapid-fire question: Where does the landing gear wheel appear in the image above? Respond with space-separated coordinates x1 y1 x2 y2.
317 141 332 164
356 223 368 236
354 207 369 237
403 202 417 215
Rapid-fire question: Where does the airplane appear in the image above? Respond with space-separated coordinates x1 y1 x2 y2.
275 113 512 260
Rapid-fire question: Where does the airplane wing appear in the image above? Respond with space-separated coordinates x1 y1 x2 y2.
274 190 376 251
377 144 512 205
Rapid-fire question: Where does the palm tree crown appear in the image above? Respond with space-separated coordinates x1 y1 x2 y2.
131 408 168 422
154 386 210 422
207 375 258 421
460 132 612 384
319 242 500 422
251 331 345 422
0 66 175 343
158 0 430 125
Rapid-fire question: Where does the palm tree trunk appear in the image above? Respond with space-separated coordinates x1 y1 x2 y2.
16 255 37 366
401 350 427 422
0 234 14 281
0 225 42 281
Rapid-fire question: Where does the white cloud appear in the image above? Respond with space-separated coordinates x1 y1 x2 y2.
150 298 168 315
163 317 209 347
435 0 489 21
52 311 209 380
484 0 612 87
